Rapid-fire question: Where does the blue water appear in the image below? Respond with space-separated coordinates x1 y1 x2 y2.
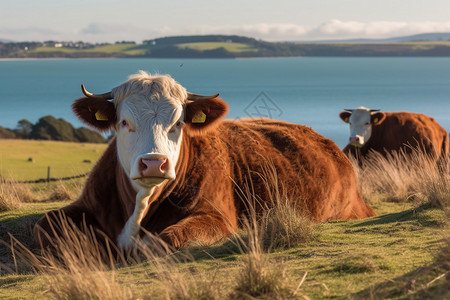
1 57 450 148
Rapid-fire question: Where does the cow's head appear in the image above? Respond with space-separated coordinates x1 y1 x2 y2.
72 71 228 195
339 107 386 147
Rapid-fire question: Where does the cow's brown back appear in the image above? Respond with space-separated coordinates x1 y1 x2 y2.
217 118 374 221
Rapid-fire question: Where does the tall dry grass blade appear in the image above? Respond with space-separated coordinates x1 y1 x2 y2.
0 177 35 210
138 231 221 300
231 216 297 299
230 162 309 299
4 211 133 299
350 147 450 205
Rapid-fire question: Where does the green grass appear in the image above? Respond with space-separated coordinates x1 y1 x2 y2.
0 201 447 299
0 139 106 180
0 140 448 299
177 42 258 52
29 44 146 56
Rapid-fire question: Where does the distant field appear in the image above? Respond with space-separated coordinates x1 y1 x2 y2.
0 139 107 180
29 43 146 56
177 42 258 52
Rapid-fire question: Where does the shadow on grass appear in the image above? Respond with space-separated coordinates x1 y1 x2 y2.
353 261 449 299
0 213 42 273
180 237 245 263
351 203 444 228
0 274 35 287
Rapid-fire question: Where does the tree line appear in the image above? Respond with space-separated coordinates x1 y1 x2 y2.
0 116 107 143
3 35 450 58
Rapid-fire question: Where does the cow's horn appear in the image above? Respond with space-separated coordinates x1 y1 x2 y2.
81 84 113 100
187 92 220 101
369 109 380 112
343 108 354 112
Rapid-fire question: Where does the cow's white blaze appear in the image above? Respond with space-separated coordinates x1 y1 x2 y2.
111 72 187 248
347 107 373 147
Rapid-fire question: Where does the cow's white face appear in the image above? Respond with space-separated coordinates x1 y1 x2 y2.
73 72 229 249
115 94 185 191
339 107 385 147
73 71 229 197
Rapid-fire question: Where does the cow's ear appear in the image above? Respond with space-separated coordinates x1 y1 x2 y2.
339 111 352 123
184 97 229 136
72 97 117 132
371 112 386 126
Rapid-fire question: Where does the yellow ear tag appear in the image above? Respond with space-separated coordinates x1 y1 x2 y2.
373 118 379 124
95 111 108 121
192 111 207 123
344 117 349 123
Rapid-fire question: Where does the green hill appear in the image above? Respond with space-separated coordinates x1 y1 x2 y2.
3 35 450 58
1 116 107 144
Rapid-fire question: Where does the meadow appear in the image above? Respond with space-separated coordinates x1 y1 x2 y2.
0 139 106 180
0 140 449 299
177 42 258 53
28 44 147 56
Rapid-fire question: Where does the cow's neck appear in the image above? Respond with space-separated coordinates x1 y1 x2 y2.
133 134 192 224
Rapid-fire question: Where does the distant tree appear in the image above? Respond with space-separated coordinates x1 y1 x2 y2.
29 115 107 143
30 116 77 141
15 119 33 138
0 126 16 139
74 127 107 143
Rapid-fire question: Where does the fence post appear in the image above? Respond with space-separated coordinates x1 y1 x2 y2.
47 166 50 183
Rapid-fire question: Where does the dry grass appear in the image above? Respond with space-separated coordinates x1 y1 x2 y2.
0 178 35 211
231 217 302 300
350 148 450 296
138 234 222 300
7 212 133 300
1 159 316 299
262 199 318 251
239 158 319 251
350 148 450 205
48 182 74 201
230 160 311 299
0 176 85 212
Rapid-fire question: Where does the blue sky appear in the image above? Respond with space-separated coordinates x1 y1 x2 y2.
2 0 450 42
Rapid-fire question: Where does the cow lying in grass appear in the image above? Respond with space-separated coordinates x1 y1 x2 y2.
339 107 449 167
34 71 376 251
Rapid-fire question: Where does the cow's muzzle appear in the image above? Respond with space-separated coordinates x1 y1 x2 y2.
349 136 364 147
139 157 168 177
130 154 175 182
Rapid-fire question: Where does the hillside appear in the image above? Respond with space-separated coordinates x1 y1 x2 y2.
0 116 107 143
3 34 450 58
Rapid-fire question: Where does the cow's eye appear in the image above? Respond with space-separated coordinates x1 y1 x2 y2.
121 120 128 127
169 121 183 133
365 122 370 125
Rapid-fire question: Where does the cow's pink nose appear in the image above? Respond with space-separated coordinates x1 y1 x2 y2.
139 158 169 178
350 137 360 143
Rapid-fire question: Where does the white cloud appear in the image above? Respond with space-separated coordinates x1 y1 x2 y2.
161 20 450 41
307 20 450 40
3 20 450 43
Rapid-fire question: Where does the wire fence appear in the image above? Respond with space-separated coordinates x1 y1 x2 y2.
1 167 90 184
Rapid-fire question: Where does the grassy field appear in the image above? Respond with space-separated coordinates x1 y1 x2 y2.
177 42 258 53
29 43 146 56
0 139 106 180
0 140 448 299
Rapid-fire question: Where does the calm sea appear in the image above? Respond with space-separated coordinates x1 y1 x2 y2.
1 57 450 148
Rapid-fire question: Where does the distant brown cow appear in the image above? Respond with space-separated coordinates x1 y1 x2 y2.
339 107 449 165
34 72 375 251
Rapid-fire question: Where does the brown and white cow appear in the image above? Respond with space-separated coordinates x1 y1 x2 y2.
339 107 449 165
34 71 375 251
